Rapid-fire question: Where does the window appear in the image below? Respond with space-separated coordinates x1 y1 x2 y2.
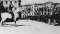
14 1 17 5
1 1 3 3
15 1 17 3
6 1 8 4
10 1 12 4
1 1 3 4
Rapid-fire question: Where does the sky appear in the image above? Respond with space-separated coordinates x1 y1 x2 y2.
21 0 60 5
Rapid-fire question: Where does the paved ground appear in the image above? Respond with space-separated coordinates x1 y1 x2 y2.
0 20 60 34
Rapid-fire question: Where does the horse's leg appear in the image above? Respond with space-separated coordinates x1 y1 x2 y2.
14 20 17 27
1 19 5 26
14 12 19 27
53 19 56 25
48 18 51 25
1 15 6 26
14 15 16 27
1 20 3 26
1 16 7 26
14 13 17 27
1 13 6 26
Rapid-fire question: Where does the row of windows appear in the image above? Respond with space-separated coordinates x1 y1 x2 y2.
1 1 17 4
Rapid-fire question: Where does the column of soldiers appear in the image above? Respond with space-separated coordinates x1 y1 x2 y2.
34 4 60 25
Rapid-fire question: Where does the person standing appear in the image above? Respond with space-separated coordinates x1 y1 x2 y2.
9 2 14 12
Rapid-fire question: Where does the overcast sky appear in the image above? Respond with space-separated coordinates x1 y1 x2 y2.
21 0 60 5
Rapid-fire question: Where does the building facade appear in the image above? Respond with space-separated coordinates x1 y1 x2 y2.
1 0 21 12
20 1 60 18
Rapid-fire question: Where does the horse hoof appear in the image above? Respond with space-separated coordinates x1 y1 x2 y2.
1 24 4 27
14 24 17 27
15 25 17 27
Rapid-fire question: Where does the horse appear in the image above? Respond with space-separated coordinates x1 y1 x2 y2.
1 12 12 26
1 11 20 27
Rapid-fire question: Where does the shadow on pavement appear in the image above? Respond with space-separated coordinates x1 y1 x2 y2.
2 24 31 27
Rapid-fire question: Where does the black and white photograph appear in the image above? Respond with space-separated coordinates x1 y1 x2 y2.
0 0 60 34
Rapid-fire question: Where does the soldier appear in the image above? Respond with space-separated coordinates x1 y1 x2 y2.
9 2 14 11
0 1 5 13
0 1 5 22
